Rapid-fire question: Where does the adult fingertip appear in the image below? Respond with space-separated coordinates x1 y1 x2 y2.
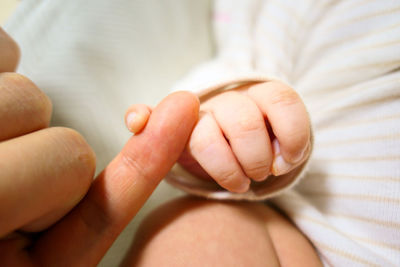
147 91 199 138
120 91 200 184
169 91 200 116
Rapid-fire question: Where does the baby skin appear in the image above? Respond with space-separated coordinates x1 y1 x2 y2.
123 81 320 266
126 81 311 192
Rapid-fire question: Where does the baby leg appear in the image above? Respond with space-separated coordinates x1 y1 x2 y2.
122 197 321 267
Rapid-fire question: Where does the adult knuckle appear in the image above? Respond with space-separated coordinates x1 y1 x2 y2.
33 88 52 120
52 127 96 175
9 37 20 60
120 150 148 180
0 73 53 122
0 29 20 71
32 90 53 126
79 196 113 237
53 126 81 143
0 72 30 87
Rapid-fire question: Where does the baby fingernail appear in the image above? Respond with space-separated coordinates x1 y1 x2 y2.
253 174 269 182
272 138 281 155
292 142 309 164
272 155 293 176
236 179 250 193
272 139 293 176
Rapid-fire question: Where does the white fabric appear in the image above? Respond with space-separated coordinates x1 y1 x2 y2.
169 0 400 265
5 0 400 265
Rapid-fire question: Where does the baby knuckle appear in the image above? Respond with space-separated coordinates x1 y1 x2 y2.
216 90 240 100
270 87 300 107
244 162 269 178
189 137 214 155
286 129 309 150
217 169 242 187
236 117 264 134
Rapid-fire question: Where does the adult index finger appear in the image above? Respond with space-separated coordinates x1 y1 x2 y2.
31 92 199 266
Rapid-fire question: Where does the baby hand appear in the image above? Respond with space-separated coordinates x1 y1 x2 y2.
178 81 311 193
125 82 311 194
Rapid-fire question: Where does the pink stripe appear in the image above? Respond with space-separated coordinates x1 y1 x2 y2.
214 12 231 23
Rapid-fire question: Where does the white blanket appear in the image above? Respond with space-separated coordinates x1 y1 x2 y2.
6 0 400 265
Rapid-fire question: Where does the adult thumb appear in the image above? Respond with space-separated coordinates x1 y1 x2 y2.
32 91 199 266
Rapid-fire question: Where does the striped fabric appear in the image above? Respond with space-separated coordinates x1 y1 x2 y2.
5 0 399 265
172 0 400 265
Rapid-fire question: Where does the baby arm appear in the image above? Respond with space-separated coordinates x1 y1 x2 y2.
125 81 311 194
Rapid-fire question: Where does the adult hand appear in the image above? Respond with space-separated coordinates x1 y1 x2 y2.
0 27 199 266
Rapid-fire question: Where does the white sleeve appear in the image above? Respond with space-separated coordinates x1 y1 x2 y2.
171 0 287 95
165 1 313 201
